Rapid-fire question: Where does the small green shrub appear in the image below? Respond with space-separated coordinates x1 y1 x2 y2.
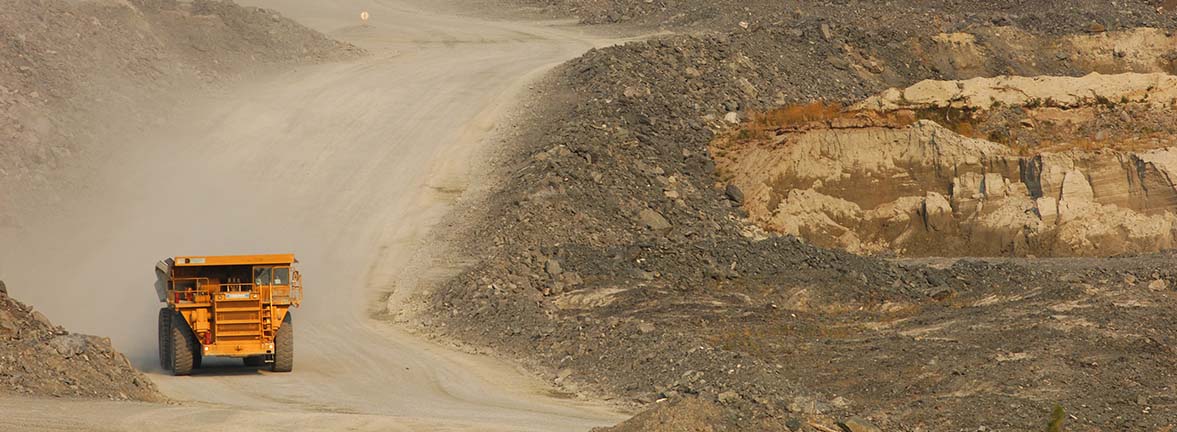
1046 405 1065 432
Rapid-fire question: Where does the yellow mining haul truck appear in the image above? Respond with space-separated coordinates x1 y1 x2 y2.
155 254 302 375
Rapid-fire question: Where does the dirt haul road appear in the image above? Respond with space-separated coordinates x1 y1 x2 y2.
0 0 627 430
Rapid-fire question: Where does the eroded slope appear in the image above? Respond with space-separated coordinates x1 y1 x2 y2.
715 72 1177 257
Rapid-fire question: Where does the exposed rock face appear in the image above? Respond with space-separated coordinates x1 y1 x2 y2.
857 72 1177 112
714 73 1177 257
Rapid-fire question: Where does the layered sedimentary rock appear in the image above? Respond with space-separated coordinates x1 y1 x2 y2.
713 73 1177 256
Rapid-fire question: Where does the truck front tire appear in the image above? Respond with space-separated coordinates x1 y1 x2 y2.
272 313 293 372
170 311 197 375
158 308 172 370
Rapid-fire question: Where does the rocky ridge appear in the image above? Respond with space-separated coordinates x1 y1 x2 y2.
507 0 1177 34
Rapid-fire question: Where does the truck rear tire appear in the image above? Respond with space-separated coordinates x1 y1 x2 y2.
272 313 293 372
158 308 172 370
170 312 197 375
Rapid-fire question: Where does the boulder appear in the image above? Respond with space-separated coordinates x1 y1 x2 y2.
921 192 953 231
787 396 827 414
830 396 852 409
1060 170 1094 203
951 172 986 212
982 172 1007 197
1057 170 1095 223
49 334 89 358
561 271 583 287
0 309 17 337
717 390 740 404
639 208 672 231
725 183 745 203
1036 196 1059 224
30 310 54 329
544 258 563 277
839 417 883 432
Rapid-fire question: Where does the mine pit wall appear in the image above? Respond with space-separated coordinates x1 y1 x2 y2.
918 27 1177 82
716 120 1177 257
714 53 1177 258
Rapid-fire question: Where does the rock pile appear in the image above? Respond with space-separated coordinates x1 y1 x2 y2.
0 281 161 401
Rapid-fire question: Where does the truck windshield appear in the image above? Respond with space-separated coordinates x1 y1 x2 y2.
273 267 290 285
253 267 272 286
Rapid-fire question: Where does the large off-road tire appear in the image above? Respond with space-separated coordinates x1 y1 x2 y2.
243 356 265 367
271 313 293 372
158 308 172 370
170 312 196 375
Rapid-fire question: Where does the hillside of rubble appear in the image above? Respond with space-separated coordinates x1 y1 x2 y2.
0 281 161 401
421 1 1177 431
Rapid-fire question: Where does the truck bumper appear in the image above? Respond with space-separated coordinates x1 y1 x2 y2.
201 341 275 358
